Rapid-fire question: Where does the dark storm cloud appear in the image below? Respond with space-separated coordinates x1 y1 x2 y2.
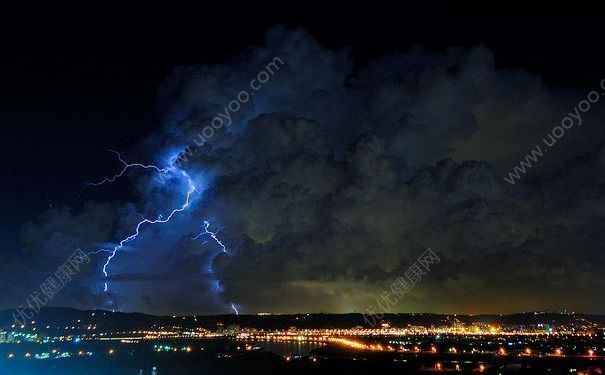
15 27 605 314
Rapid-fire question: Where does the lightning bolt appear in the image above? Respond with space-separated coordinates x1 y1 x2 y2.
100 177 196 291
193 220 239 314
192 220 227 254
83 150 197 292
83 149 239 313
83 149 173 187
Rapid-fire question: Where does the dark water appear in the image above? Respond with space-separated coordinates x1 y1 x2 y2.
3 339 600 374
0 352 283 375
0 339 322 374
248 340 324 356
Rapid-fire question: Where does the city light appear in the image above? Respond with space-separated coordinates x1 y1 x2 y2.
1 312 604 372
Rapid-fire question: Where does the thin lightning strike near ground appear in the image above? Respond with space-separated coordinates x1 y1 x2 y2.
193 220 238 314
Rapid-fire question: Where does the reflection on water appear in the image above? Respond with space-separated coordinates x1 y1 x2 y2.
250 340 325 356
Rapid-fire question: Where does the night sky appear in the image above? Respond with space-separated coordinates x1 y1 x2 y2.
2 6 605 315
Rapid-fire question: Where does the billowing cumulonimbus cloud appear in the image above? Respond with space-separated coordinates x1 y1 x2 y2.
15 27 605 314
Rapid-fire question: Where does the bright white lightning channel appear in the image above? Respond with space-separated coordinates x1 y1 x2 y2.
83 150 197 292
